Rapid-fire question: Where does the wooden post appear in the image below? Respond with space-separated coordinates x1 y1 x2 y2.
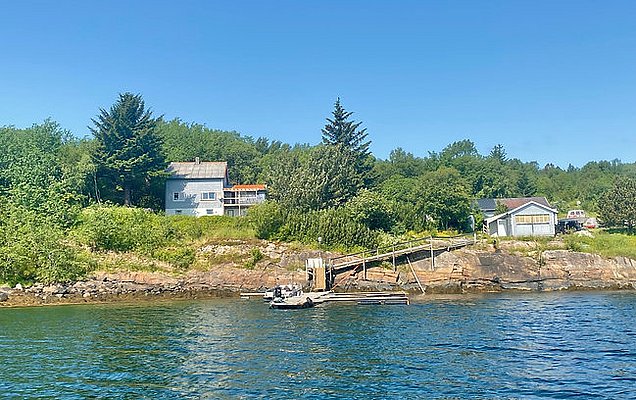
363 258 367 280
392 245 396 271
430 236 435 271
407 256 425 294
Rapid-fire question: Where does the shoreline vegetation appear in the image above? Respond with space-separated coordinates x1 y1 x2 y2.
2 234 636 308
2 93 636 301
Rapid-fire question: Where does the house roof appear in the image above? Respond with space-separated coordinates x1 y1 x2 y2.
228 184 267 191
166 161 228 179
485 200 558 224
476 197 552 211
476 198 497 211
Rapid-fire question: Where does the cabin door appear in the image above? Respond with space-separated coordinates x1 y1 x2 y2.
497 219 507 236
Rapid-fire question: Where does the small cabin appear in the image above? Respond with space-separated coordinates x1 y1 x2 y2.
477 197 558 237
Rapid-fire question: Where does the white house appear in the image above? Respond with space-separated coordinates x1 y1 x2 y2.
165 159 266 217
478 197 558 237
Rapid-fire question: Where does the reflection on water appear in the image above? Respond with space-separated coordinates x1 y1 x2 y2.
1 292 636 399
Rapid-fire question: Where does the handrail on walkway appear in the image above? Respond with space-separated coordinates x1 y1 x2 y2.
328 234 473 265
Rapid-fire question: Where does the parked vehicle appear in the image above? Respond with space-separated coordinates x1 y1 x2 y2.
556 219 583 234
566 209 587 220
583 217 598 229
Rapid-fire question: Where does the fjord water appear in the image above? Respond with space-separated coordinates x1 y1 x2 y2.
1 292 635 399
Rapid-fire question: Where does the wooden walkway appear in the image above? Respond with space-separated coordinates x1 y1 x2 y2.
328 235 476 275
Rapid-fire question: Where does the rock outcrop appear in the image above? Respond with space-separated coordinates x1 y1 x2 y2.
1 241 635 307
352 248 636 293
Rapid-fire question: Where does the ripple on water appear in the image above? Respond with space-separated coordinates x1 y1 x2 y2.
1 292 636 399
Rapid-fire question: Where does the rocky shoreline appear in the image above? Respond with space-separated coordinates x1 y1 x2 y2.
2 244 636 307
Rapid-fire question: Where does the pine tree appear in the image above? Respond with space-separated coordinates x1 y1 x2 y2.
90 93 165 206
321 98 373 185
489 144 507 163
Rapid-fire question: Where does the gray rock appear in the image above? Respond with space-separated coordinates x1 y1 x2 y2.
0 291 8 302
43 286 60 295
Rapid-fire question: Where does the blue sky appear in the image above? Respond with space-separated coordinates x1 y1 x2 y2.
1 0 635 167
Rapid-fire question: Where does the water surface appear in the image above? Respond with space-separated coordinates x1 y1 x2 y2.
1 292 635 399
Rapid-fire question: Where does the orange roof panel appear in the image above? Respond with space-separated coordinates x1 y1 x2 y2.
230 184 267 191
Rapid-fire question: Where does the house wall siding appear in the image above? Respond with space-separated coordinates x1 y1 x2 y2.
510 204 556 236
165 178 225 216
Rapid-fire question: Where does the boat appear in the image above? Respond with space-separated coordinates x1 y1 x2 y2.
262 284 303 301
269 296 315 309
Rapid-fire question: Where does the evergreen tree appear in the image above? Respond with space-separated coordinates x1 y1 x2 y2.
90 93 165 206
321 98 373 185
516 170 538 197
489 144 507 163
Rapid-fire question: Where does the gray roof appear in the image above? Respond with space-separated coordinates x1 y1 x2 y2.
475 198 497 211
166 162 228 179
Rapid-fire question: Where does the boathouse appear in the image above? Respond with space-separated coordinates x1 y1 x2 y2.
165 159 266 217
477 197 558 237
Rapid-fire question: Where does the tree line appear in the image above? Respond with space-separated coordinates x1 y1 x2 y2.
1 92 635 284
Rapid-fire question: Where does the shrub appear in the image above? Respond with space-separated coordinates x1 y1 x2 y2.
73 205 171 252
244 248 264 269
0 205 87 285
152 246 196 270
248 201 286 239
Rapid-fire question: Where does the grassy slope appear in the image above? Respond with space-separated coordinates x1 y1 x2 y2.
564 230 636 259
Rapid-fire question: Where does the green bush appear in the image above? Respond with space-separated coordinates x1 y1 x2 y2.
73 205 171 252
0 205 87 285
278 207 379 249
244 248 264 269
248 201 286 239
152 246 196 270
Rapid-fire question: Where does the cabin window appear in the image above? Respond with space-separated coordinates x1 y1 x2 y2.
515 214 550 224
173 192 183 201
201 192 216 201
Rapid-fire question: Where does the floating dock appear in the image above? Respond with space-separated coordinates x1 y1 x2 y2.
240 290 410 307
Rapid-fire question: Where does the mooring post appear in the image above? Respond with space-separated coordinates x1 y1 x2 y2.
430 236 435 271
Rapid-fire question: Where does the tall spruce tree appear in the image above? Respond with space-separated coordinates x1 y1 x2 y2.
90 93 165 206
321 98 373 186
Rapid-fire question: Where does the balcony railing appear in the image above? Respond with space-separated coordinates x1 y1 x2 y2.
223 197 264 206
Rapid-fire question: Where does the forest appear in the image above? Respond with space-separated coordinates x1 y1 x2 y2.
1 93 635 285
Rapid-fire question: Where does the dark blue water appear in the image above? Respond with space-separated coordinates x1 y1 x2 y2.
1 292 635 399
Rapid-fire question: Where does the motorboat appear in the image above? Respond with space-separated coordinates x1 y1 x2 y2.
262 284 303 301
269 296 314 309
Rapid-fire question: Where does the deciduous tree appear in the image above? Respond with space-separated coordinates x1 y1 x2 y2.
598 176 636 232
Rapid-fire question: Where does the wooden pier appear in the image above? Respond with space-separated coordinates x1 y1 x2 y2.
310 234 476 290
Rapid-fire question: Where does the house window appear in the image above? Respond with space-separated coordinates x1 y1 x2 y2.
515 214 550 224
201 192 216 201
173 192 183 201
206 209 214 215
